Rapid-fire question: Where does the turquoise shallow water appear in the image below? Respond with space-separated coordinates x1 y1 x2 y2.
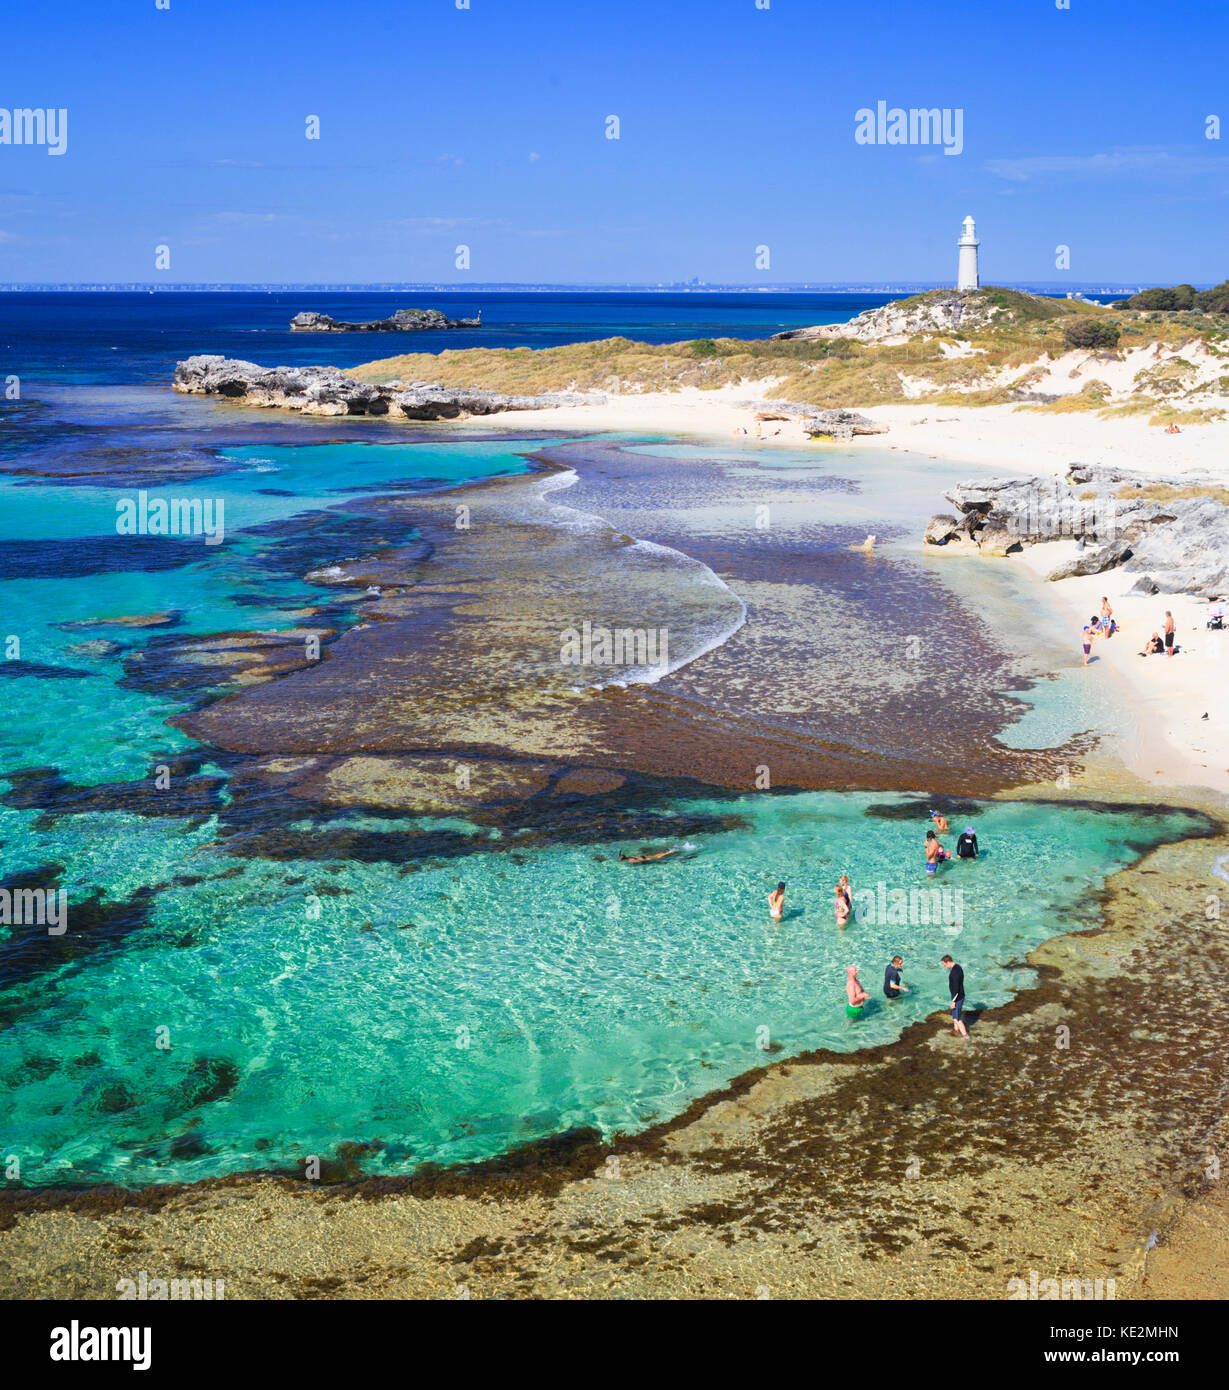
0 440 532 787
0 786 1200 1186
0 431 1207 1188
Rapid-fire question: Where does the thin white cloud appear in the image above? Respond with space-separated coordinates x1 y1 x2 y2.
394 216 511 231
210 211 279 225
987 145 1228 182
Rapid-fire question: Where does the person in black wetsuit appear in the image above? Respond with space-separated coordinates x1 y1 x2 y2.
941 954 968 1037
884 955 909 999
955 826 979 859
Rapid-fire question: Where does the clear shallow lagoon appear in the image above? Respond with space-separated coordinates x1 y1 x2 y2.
0 789 1201 1186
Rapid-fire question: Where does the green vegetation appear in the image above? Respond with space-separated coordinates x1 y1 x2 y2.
347 285 1225 418
1062 318 1121 350
1112 279 1229 313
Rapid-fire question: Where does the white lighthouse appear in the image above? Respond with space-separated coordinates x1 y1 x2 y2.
957 215 980 292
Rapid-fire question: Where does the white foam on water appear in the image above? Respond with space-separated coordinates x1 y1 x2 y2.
529 466 748 688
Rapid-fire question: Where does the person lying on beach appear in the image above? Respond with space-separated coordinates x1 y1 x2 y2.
929 810 949 834
834 884 850 926
768 881 785 919
845 965 870 1009
1139 632 1163 656
619 848 679 865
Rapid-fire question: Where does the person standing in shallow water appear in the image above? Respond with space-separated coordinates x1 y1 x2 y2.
925 830 950 877
884 955 909 999
768 882 785 920
845 965 870 1015
834 874 852 926
942 953 968 1038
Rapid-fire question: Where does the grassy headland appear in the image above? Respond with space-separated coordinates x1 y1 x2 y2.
348 286 1229 423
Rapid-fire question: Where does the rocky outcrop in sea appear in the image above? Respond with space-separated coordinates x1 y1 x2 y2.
289 308 480 332
925 464 1229 596
172 356 607 419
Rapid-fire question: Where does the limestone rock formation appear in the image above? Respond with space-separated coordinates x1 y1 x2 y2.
774 291 1005 345
172 356 606 420
933 467 1229 595
801 409 889 440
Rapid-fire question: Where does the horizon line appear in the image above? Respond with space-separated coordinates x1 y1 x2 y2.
0 280 1155 294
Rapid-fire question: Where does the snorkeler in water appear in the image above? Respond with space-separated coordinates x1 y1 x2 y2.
619 848 680 865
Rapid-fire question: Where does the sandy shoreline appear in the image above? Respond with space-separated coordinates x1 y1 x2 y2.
480 384 1228 481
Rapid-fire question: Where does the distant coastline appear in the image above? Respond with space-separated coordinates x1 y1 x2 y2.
0 282 1143 296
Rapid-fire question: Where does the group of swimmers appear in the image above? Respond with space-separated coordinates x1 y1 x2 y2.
768 812 980 926
620 808 976 1034
845 953 968 1036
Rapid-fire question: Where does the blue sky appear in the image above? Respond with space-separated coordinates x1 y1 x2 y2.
1 0 1225 285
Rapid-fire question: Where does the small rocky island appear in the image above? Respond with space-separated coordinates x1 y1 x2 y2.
289 308 480 332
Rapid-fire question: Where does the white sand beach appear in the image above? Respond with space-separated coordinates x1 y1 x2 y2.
484 385 1227 482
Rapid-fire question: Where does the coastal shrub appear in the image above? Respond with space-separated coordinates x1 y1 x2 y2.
1062 318 1121 350
690 338 718 359
1118 279 1229 313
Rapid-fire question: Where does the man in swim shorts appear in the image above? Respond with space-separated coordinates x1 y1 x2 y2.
941 953 968 1037
884 955 908 999
1164 610 1175 657
925 829 944 876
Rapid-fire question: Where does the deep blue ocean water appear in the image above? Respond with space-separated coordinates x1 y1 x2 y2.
0 290 902 388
